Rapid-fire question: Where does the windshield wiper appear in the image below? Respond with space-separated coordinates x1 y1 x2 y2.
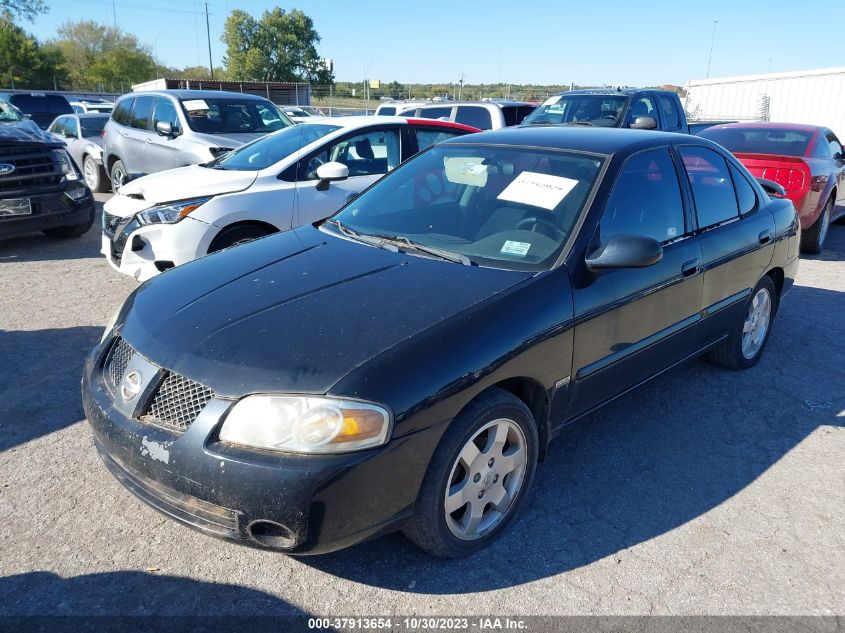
323 218 399 251
381 235 473 266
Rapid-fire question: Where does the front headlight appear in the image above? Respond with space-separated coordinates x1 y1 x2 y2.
219 395 392 454
54 150 80 181
136 197 211 225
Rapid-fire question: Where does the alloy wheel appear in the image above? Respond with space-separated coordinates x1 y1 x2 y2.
84 158 99 190
444 418 528 540
741 288 772 360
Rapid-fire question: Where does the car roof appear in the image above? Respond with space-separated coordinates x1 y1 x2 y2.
74 112 111 118
298 115 477 132
439 126 693 155
556 88 639 96
704 121 825 134
121 90 269 101
414 100 532 108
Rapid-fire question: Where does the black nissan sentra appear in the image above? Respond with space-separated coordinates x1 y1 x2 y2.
83 127 799 557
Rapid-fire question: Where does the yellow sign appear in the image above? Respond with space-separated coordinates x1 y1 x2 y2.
369 80 380 89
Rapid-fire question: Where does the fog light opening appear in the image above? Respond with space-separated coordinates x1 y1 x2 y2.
248 520 296 550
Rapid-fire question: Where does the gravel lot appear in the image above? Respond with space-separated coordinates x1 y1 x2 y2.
0 193 843 619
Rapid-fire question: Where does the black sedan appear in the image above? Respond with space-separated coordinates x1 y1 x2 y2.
82 127 800 557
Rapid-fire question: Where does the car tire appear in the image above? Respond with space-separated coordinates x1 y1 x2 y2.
208 225 275 253
42 205 95 238
110 159 127 192
83 155 108 193
403 387 539 558
708 275 778 370
800 197 832 255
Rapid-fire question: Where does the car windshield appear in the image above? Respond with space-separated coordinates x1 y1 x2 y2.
328 144 604 271
213 123 342 171
522 94 628 127
80 116 108 137
0 102 23 122
699 126 814 157
179 97 293 134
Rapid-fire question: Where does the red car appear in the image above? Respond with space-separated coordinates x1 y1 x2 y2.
700 122 845 253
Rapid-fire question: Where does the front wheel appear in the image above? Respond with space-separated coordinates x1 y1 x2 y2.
208 224 274 253
110 159 127 192
403 388 538 558
800 197 832 255
708 275 778 370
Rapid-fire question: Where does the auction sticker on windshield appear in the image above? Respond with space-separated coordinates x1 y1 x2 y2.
182 99 209 111
444 157 488 187
497 171 578 210
501 240 531 257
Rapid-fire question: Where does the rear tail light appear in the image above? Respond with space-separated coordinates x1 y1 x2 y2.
760 164 810 193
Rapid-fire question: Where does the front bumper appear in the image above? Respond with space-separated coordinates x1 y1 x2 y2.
0 183 93 239
81 341 426 554
101 214 214 282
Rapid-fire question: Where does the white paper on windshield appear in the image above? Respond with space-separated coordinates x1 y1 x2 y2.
444 157 488 187
497 171 578 211
541 95 562 106
182 99 209 111
501 240 531 257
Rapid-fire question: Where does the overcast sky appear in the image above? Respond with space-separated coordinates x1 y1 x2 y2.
29 0 845 86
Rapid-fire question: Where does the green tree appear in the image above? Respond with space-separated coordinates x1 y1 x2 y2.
176 65 229 81
53 20 157 91
0 16 66 88
1 0 47 22
222 7 333 84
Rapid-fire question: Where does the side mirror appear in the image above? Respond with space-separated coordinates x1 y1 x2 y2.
156 121 175 137
315 161 349 191
586 234 663 270
756 178 786 199
630 116 658 130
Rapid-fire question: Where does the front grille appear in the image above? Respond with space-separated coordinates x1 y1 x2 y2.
0 145 62 192
105 337 134 391
102 211 123 237
141 372 215 432
103 336 215 432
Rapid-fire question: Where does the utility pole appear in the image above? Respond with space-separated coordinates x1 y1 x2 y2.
111 0 117 27
705 19 718 78
457 73 465 100
205 2 214 80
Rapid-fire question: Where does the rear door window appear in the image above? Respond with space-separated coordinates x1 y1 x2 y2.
112 99 134 126
417 107 452 120
454 106 492 130
415 127 470 152
600 148 686 244
679 146 740 229
129 96 154 131
378 106 396 116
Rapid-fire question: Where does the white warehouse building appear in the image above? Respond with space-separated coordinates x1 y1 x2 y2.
683 66 845 139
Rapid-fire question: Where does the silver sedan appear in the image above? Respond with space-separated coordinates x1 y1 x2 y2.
47 113 111 192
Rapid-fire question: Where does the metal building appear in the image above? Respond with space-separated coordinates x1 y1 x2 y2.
131 78 311 106
683 66 845 138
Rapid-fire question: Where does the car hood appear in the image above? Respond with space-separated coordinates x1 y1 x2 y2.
118 226 532 397
115 164 258 205
0 119 63 145
190 130 267 149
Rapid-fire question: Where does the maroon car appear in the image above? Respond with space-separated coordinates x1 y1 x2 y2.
700 122 845 254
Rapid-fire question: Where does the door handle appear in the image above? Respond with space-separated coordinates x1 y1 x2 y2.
758 230 772 245
144 138 152 144
681 258 700 277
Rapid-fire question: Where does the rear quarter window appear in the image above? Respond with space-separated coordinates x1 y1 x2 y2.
112 99 134 126
454 106 492 130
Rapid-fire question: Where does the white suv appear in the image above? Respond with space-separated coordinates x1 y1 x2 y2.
101 116 479 280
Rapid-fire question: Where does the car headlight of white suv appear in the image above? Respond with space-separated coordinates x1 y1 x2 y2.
219 395 392 454
135 197 212 225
